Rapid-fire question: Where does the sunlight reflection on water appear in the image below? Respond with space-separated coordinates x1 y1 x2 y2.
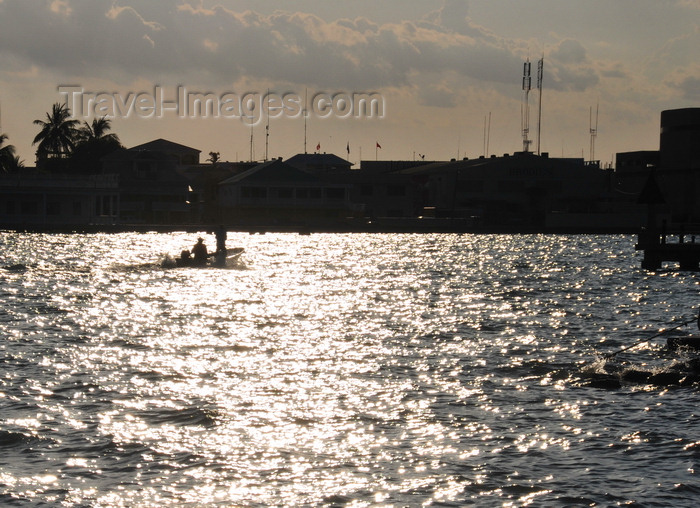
1 232 699 506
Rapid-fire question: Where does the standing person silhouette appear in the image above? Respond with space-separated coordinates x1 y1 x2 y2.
215 225 227 254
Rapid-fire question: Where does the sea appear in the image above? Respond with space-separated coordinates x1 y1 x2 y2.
1 231 699 507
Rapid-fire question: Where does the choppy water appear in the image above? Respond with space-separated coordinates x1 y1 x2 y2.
1 232 699 507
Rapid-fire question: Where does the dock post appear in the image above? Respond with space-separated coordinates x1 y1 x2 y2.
636 170 666 270
641 250 661 271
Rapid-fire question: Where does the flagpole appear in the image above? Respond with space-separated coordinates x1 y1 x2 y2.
265 88 270 161
303 88 308 154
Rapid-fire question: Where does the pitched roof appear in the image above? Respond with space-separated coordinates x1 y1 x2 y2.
285 153 353 172
129 138 201 154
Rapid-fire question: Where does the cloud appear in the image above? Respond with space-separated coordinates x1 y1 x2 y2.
550 39 586 64
676 0 700 9
0 0 539 92
434 0 471 34
417 81 458 108
665 64 700 101
647 25 700 76
598 62 628 79
49 0 71 16
545 39 600 92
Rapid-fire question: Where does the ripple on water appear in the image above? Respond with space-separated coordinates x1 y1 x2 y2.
0 232 699 506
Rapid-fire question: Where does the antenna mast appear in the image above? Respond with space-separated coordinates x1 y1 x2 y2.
536 57 544 155
521 59 532 153
589 103 599 163
265 89 270 161
303 88 308 154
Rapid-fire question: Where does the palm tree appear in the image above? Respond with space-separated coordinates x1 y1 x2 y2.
32 102 80 160
71 116 123 174
0 133 17 173
10 155 25 171
78 116 120 145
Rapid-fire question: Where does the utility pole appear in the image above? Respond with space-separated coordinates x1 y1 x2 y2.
536 57 544 155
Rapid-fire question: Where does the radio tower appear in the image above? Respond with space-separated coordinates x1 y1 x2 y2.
589 103 599 163
521 59 532 153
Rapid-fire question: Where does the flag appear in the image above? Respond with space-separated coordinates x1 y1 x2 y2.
346 142 350 153
376 142 381 149
316 142 320 151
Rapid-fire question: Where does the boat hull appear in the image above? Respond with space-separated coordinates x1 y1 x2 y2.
169 247 244 268
667 336 700 350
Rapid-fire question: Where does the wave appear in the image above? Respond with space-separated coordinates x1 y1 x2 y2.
136 405 219 428
0 429 55 448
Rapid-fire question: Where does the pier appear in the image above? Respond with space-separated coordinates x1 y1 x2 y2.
636 223 700 270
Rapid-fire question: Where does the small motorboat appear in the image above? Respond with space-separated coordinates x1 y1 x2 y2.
667 335 700 350
164 247 245 268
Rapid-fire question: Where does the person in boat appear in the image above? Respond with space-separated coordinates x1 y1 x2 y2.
179 249 192 266
215 225 227 255
191 237 208 266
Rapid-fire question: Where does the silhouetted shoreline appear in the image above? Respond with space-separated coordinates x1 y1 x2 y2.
1 219 638 235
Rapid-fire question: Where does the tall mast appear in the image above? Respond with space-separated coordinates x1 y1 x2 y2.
521 59 532 153
265 89 270 161
303 88 308 154
536 57 544 155
589 102 599 163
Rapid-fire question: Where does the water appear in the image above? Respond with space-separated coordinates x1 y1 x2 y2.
1 232 699 507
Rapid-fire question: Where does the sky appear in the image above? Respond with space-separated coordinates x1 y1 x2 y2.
0 0 698 167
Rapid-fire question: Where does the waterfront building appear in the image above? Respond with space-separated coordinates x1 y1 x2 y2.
101 139 198 224
218 158 354 227
0 170 119 229
396 152 618 230
615 107 700 223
